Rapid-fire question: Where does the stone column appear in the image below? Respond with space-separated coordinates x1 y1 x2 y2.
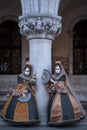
30 38 52 124
18 0 62 125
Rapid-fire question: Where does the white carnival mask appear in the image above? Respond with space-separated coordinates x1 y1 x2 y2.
55 65 61 74
24 67 30 76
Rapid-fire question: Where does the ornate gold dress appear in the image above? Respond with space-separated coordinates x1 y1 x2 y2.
46 74 85 125
1 74 40 124
43 61 85 126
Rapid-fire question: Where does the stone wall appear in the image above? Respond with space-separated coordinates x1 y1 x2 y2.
0 75 17 104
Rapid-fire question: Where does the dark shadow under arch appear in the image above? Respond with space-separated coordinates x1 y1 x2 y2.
73 20 87 74
0 20 22 74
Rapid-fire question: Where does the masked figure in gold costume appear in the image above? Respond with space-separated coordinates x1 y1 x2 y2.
42 61 85 126
1 61 40 124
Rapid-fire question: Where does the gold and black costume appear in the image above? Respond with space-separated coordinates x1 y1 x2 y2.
1 62 40 124
43 61 85 125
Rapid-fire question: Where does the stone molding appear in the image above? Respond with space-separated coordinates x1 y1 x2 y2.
18 15 62 40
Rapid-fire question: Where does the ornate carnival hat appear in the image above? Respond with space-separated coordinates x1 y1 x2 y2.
25 58 32 68
55 61 61 66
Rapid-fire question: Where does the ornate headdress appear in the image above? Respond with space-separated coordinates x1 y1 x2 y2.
55 61 61 66
25 62 32 68
25 58 32 68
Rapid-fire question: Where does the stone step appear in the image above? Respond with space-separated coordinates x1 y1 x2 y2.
74 89 87 101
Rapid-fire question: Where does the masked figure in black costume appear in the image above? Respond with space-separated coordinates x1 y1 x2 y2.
42 61 85 126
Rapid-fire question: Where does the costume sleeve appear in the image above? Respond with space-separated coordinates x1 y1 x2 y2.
45 80 56 93
14 84 25 90
45 83 51 91
29 78 37 93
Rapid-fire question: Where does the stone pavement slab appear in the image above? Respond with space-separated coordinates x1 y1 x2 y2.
0 125 87 130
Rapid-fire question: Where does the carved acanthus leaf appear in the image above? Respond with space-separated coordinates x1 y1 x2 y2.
19 15 62 40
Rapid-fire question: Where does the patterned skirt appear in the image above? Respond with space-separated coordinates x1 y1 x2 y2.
1 92 40 124
47 92 84 125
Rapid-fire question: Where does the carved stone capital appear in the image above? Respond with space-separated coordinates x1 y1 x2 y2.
18 15 62 40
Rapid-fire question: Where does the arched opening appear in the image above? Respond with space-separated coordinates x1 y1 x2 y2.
73 20 87 75
0 20 22 74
